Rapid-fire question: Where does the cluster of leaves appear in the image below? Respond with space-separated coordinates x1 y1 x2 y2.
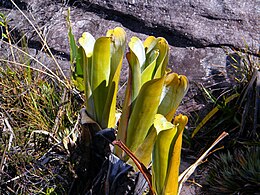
192 49 259 146
190 48 259 194
206 146 260 194
67 9 189 193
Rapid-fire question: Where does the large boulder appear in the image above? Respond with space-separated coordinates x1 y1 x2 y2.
83 0 259 50
0 0 259 112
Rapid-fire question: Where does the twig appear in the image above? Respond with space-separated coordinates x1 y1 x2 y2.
3 172 26 184
112 140 155 195
186 179 203 188
0 146 7 172
4 118 15 151
66 113 80 139
0 40 68 87
178 131 228 195
27 130 60 145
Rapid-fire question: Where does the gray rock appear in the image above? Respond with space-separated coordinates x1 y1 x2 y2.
0 0 258 111
82 0 259 51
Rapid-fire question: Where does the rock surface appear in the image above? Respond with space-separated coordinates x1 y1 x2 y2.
84 0 259 50
1 0 258 81
0 0 259 122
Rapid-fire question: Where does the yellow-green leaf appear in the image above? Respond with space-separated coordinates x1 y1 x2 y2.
91 37 111 126
128 127 157 167
79 32 95 57
129 36 146 69
153 38 169 78
126 51 142 102
141 49 159 85
102 27 126 128
154 114 174 132
152 114 178 195
128 113 174 168
159 73 189 121
143 36 159 54
126 76 165 156
163 114 188 195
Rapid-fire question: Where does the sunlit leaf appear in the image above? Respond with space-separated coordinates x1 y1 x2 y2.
143 36 159 54
91 37 111 125
79 32 95 57
152 114 178 195
153 38 169 78
127 39 142 101
154 114 174 132
163 114 188 195
125 77 165 157
159 73 189 121
141 49 159 85
102 27 126 128
129 36 146 69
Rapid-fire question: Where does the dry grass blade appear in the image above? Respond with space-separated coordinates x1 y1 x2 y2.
0 58 67 85
28 130 60 145
0 40 69 87
0 118 15 171
9 0 67 81
51 88 68 135
178 131 229 194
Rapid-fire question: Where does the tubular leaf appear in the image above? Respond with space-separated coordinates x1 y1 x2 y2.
152 114 178 195
159 73 189 121
102 27 126 128
126 77 165 155
163 114 188 195
91 37 111 126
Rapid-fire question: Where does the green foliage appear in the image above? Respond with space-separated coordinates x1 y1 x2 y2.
0 64 77 194
43 188 58 195
192 49 259 141
67 11 126 128
0 65 78 145
152 114 188 195
192 92 239 138
0 12 8 39
67 12 190 194
206 146 260 195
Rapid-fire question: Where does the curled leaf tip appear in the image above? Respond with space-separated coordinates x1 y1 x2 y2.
154 114 174 134
79 32 95 57
174 114 188 126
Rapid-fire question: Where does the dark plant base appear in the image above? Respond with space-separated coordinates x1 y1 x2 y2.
69 109 149 195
